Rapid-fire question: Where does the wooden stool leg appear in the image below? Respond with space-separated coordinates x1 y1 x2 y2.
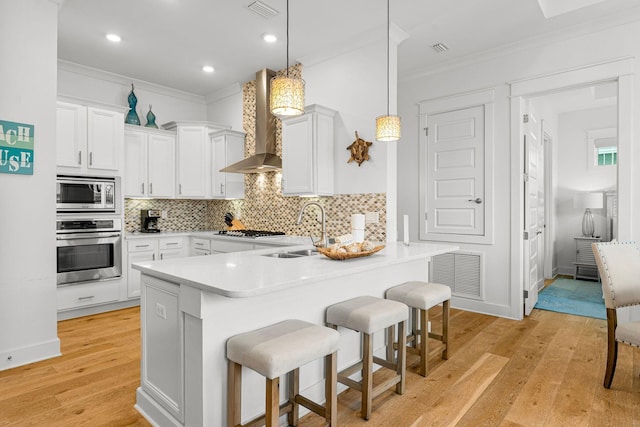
419 308 429 376
396 320 406 395
386 324 396 362
325 352 338 426
442 300 450 360
362 332 373 420
266 377 279 427
411 307 419 348
288 368 300 426
227 360 241 427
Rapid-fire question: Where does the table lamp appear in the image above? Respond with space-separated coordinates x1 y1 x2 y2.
573 192 603 237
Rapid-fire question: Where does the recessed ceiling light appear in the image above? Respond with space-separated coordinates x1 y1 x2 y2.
202 66 215 73
106 34 121 43
263 33 277 43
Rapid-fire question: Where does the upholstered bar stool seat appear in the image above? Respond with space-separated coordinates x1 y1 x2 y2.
326 296 408 420
386 281 451 376
226 319 340 427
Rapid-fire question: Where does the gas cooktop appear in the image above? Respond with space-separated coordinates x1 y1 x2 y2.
217 230 286 238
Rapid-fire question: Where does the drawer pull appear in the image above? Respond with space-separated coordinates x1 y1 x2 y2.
165 242 178 246
78 296 95 301
136 244 150 248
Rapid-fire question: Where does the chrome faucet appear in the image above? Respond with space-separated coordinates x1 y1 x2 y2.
296 201 328 248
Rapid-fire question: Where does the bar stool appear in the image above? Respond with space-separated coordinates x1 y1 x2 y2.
226 319 340 427
325 296 408 420
386 281 451 376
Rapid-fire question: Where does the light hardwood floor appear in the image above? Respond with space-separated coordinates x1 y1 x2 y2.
1 305 638 426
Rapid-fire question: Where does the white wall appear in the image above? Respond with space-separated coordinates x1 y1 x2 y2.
398 19 640 318
305 41 388 195
58 61 208 126
556 105 617 274
205 85 243 132
0 0 60 369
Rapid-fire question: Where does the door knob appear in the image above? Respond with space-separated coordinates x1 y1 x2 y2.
467 198 483 204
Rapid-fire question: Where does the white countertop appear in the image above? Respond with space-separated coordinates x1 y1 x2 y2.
133 242 458 298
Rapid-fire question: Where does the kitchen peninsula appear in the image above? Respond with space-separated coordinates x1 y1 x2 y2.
132 241 457 426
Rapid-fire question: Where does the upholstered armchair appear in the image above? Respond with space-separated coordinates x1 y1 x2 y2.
592 241 640 388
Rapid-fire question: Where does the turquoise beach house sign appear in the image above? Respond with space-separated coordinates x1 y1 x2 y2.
0 119 34 175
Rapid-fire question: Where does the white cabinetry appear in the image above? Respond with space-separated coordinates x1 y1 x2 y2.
57 280 121 311
210 130 245 199
163 121 230 198
127 237 186 298
281 104 336 196
191 238 212 256
124 126 175 198
56 101 124 175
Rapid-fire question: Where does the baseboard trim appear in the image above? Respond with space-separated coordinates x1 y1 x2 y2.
0 338 61 372
57 299 140 321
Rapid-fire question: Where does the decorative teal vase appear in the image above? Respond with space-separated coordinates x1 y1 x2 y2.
125 83 141 125
145 105 158 128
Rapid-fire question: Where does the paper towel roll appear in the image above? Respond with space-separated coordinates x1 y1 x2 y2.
403 214 409 245
351 214 365 230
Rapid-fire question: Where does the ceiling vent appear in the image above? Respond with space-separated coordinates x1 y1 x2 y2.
248 1 278 19
432 43 449 53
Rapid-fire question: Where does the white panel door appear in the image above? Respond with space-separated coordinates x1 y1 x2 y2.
56 102 86 170
147 133 175 198
124 130 147 197
87 107 122 172
426 105 484 236
523 108 541 316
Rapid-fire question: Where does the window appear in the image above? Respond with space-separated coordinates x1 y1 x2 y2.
587 128 617 171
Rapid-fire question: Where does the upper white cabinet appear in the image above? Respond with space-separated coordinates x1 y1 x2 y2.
124 126 175 198
210 129 245 199
281 104 336 196
56 101 124 175
164 121 230 198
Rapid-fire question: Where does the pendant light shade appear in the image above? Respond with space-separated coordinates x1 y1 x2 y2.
270 0 305 117
271 76 305 116
375 0 401 141
376 114 401 141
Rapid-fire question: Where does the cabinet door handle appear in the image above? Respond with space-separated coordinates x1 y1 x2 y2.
89 152 93 166
78 296 95 301
160 253 164 260
141 183 145 194
152 253 155 261
78 151 82 165
179 184 182 195
220 183 224 194
149 182 153 195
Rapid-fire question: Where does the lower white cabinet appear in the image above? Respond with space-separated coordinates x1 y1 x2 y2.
57 280 121 311
127 237 186 298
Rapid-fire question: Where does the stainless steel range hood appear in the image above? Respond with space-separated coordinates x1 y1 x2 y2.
221 69 282 173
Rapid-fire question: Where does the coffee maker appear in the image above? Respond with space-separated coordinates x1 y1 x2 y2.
141 209 161 233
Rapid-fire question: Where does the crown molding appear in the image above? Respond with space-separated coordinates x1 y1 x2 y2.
58 60 206 104
204 82 243 104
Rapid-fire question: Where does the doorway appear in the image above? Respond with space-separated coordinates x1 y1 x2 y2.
509 58 633 320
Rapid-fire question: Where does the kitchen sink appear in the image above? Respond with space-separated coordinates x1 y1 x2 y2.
262 248 319 259
287 248 319 256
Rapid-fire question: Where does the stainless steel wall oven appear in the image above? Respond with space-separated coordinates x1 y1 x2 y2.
56 218 122 286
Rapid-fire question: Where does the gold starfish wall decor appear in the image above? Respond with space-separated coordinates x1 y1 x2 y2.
347 131 372 166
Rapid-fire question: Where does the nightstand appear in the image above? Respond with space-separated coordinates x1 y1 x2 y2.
573 237 602 281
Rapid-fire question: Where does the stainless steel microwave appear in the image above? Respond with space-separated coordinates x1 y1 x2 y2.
56 176 116 213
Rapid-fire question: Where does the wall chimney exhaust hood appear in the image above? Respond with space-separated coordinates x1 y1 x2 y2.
221 69 282 173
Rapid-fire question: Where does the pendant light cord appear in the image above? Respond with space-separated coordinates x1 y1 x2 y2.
386 0 390 116
286 0 290 78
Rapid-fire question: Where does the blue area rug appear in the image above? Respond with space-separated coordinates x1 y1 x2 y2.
534 278 606 320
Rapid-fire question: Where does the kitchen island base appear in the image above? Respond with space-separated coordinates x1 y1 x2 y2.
133 243 456 426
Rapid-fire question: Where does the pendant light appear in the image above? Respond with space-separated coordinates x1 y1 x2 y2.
270 0 305 117
375 0 401 141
